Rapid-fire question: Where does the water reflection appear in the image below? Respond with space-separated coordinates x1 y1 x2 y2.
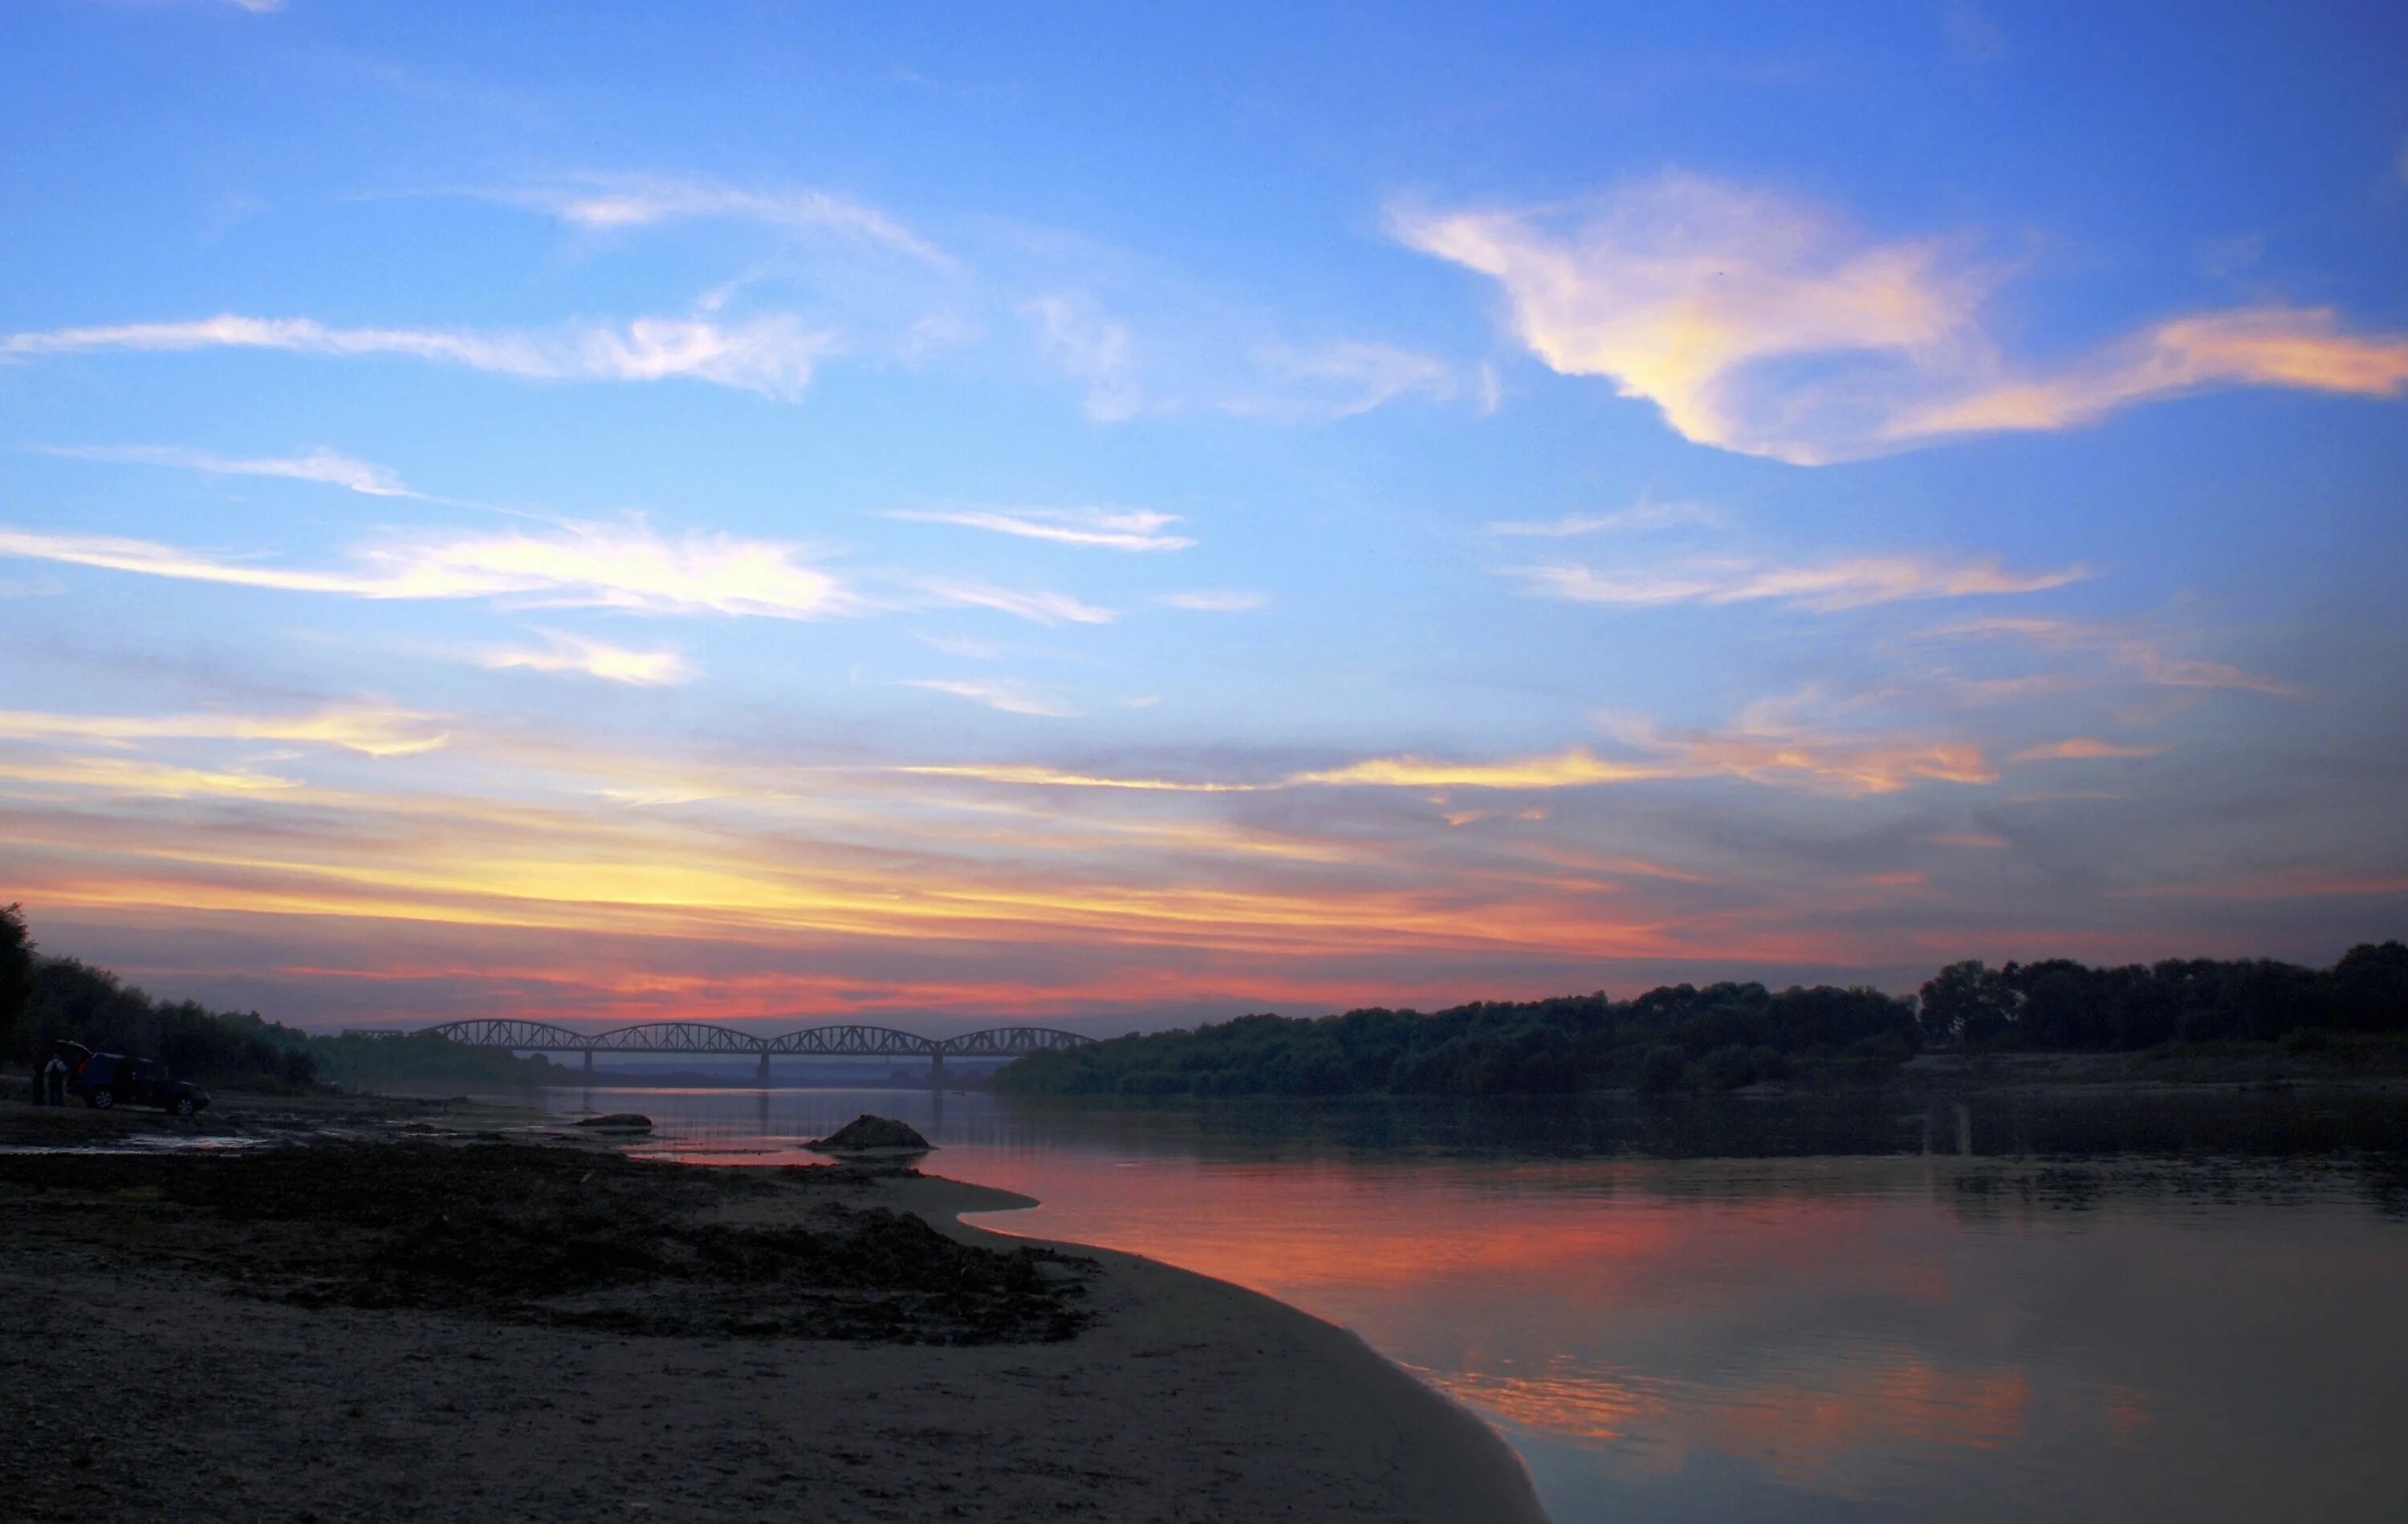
537 1086 2408 1523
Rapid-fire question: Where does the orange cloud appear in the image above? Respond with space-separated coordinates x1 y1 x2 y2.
1894 307 2408 441
1397 176 2406 462
1292 748 1663 790
2009 738 2167 762
1392 174 1987 463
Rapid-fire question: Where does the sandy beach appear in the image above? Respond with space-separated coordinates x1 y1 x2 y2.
0 1091 1548 1523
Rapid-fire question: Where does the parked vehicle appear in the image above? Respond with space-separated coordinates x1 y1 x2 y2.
68 1050 212 1115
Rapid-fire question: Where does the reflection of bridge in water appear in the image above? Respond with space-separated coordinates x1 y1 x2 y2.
351 1019 1093 1083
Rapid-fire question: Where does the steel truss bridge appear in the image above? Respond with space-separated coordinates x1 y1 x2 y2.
350 1019 1092 1078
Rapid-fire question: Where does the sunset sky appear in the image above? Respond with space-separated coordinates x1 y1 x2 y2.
3 2 2405 1034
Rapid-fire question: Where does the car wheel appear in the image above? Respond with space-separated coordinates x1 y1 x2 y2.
171 1096 197 1117
89 1089 116 1110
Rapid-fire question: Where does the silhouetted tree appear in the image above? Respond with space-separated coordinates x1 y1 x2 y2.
1918 961 2024 1049
2334 942 2408 1030
0 904 33 1059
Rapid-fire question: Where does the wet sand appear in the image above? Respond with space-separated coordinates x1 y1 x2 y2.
0 1092 1548 1523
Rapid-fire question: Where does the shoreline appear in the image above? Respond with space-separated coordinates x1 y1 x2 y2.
0 1091 1549 1524
905 1168 1552 1524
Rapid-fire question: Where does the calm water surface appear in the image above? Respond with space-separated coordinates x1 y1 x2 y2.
531 1085 2408 1523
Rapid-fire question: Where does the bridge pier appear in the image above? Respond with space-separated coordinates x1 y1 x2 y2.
929 1051 945 1089
583 1050 593 1074
757 1050 771 1086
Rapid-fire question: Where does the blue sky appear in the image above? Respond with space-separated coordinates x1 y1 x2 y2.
2 1 2403 1032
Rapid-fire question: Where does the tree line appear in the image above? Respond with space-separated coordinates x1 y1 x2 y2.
997 942 2408 1099
0 906 570 1091
1 907 319 1091
7 905 2404 1100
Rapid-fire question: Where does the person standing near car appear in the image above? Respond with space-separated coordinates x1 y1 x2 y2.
43 1052 67 1106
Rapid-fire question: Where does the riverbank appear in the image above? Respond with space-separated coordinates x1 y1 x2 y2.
0 1092 1548 1523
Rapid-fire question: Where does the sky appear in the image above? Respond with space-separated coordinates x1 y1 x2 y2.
2 1 2405 1036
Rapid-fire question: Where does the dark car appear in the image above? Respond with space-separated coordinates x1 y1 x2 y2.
70 1051 211 1116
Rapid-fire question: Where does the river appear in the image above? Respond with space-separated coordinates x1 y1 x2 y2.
531 1083 2408 1523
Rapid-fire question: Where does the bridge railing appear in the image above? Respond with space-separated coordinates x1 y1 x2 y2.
382 1019 1094 1059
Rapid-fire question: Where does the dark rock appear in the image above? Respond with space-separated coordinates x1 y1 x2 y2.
810 1114 934 1152
573 1113 653 1130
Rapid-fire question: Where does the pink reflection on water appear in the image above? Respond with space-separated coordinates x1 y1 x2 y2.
580 1091 2408 1522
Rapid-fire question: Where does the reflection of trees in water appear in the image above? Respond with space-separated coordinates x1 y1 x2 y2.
2361 1160 2408 1218
990 1086 2408 1168
1947 1156 2380 1221
1933 1087 2408 1160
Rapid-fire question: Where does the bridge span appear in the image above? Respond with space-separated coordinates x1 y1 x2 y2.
347 1018 1093 1080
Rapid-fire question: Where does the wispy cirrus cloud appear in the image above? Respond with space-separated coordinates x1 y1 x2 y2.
894 762 1259 793
1924 616 2298 695
1 312 837 400
0 702 448 757
1159 590 1267 612
1394 174 2408 463
495 173 949 266
901 678 1079 717
1020 294 1141 421
1228 340 1459 421
913 579 1116 626
1510 552 2086 612
474 630 692 687
1009 245 1463 426
889 506 1194 551
0 519 852 619
905 708 1991 799
1584 710 1995 794
0 754 300 799
1487 499 1724 536
33 443 420 498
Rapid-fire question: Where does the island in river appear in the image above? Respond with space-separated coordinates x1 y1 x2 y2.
0 1090 1547 1524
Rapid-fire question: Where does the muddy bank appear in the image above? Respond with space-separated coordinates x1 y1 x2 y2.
0 1099 1548 1524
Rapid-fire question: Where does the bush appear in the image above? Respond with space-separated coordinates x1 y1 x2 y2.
24 957 319 1091
1699 1044 1757 1092
1637 1044 1690 1095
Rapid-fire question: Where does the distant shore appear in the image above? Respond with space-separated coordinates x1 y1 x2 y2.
0 1091 1547 1524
